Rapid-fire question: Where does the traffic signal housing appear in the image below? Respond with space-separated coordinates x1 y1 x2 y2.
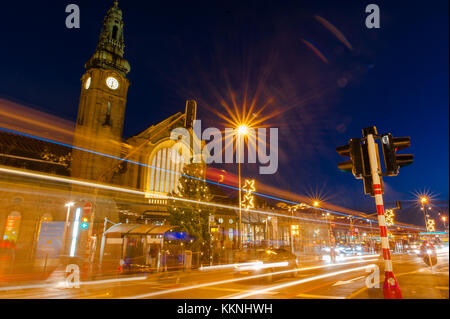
80 214 90 230
337 138 381 196
336 138 364 179
381 134 413 176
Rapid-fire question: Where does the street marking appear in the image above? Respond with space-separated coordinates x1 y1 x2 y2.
435 286 449 290
333 276 365 286
297 293 345 299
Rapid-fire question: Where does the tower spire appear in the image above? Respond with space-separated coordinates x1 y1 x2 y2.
85 1 130 76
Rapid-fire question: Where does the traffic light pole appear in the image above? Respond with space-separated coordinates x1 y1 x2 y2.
366 133 403 299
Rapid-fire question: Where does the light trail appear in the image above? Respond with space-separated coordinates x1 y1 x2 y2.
122 258 378 299
0 275 148 292
237 261 289 271
199 262 262 271
229 264 377 299
340 254 380 261
0 126 426 230
322 253 380 262
0 166 420 230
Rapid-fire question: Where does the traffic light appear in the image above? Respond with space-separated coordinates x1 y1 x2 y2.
337 138 380 196
80 218 89 230
381 134 414 176
336 138 364 178
80 214 90 230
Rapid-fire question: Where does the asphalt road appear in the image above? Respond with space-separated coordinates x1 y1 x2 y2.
0 252 447 299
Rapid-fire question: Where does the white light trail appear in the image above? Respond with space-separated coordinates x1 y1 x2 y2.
0 128 430 231
229 264 377 299
0 167 372 228
122 258 378 299
199 262 262 271
0 275 148 292
0 166 425 231
340 254 380 261
237 261 288 271
69 207 81 257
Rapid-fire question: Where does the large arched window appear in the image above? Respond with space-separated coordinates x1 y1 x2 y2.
145 140 191 197
148 147 184 194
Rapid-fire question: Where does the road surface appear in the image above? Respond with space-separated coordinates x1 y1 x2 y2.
0 252 447 299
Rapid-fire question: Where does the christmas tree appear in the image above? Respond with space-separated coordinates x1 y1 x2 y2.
167 161 215 263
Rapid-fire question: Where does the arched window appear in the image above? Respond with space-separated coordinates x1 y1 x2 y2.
103 101 111 126
112 26 118 40
148 147 185 194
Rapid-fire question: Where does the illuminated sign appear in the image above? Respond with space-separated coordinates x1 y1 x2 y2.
241 179 256 211
385 209 395 226
427 219 435 232
3 213 21 243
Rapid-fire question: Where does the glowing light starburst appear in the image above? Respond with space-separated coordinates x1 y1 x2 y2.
411 189 438 206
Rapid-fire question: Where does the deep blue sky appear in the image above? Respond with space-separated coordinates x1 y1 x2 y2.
0 0 448 225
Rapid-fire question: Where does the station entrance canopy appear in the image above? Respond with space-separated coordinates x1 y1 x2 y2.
104 223 175 238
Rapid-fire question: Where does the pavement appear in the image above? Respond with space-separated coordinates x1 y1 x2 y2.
0 251 447 299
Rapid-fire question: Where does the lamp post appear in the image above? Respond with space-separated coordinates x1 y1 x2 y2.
236 124 248 249
264 216 271 247
442 216 448 231
61 202 75 255
367 219 374 253
420 197 429 231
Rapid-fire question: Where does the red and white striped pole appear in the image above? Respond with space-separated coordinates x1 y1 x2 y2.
366 132 403 299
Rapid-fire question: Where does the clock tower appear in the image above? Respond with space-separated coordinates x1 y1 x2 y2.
72 1 131 181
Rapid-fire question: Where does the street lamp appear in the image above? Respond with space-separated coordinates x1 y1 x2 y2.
419 196 429 231
61 202 75 255
236 124 249 249
441 216 448 230
367 219 375 253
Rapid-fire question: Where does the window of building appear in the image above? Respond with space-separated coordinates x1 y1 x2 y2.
228 228 234 241
3 211 21 243
104 101 112 126
112 26 118 40
148 147 185 195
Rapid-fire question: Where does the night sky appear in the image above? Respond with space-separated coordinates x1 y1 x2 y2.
1 0 448 226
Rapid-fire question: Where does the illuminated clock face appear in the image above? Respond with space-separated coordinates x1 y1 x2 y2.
85 77 91 89
106 76 119 90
